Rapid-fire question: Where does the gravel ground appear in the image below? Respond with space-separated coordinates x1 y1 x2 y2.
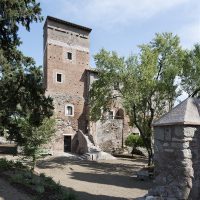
36 156 153 200
0 154 153 200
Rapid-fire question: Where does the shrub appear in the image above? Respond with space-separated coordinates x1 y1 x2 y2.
125 134 145 148
0 158 14 171
0 158 28 172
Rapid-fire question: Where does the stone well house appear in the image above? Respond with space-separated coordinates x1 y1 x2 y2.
43 16 134 154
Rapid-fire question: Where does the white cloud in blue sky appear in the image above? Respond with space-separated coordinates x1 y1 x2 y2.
41 0 191 27
19 0 200 67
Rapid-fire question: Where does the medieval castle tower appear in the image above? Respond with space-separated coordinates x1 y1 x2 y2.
43 16 133 154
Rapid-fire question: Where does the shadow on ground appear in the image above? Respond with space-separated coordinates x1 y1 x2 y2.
37 156 146 176
68 171 151 189
66 187 143 200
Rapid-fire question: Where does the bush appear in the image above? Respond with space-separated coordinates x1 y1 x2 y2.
125 134 145 148
0 158 14 171
0 158 28 172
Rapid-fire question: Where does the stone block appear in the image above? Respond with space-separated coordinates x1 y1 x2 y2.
172 137 192 142
164 127 172 141
164 149 174 153
171 142 189 149
174 126 184 138
163 142 169 147
154 127 164 141
184 127 196 138
154 140 164 152
145 196 160 200
182 149 192 159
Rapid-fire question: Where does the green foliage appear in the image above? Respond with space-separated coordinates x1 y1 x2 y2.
0 0 43 56
9 168 77 200
181 44 200 95
18 117 56 171
0 158 14 171
90 33 185 165
125 134 145 148
0 0 54 142
0 158 27 171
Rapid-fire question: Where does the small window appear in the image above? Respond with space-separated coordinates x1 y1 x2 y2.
108 111 114 119
65 104 74 116
67 52 72 60
114 82 119 90
57 73 62 82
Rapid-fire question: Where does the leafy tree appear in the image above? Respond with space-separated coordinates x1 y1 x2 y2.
0 0 43 58
19 117 55 171
90 33 185 165
181 44 200 95
0 1 54 142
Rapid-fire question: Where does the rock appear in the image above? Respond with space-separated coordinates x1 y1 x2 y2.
145 196 160 200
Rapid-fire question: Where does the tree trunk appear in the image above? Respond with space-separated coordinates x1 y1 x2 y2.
147 147 153 166
31 155 36 172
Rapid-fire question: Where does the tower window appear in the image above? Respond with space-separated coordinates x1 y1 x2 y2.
67 52 72 60
108 111 114 119
114 82 119 90
56 73 62 82
65 104 74 116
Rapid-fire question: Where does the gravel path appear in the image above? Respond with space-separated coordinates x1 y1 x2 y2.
36 156 153 200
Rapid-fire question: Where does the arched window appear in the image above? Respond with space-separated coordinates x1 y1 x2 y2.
115 109 124 119
65 104 74 116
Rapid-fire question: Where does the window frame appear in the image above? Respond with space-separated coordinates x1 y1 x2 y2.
67 52 72 60
108 110 114 119
65 104 74 116
56 73 63 83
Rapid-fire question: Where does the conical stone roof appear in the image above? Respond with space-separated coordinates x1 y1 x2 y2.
153 97 200 126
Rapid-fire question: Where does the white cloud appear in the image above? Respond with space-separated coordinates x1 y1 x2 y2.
179 22 200 49
41 0 189 27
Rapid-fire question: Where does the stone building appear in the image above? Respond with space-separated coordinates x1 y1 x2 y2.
148 97 200 199
43 16 133 154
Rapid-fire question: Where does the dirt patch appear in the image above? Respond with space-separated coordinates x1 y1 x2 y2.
36 156 153 200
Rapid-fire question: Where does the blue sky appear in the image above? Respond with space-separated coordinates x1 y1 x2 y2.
19 0 200 67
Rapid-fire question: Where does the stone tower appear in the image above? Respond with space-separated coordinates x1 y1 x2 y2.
43 16 92 152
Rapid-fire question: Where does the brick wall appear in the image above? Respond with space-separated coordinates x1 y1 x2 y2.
44 17 91 152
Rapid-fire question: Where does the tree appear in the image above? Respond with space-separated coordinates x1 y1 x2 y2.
0 0 43 58
181 44 200 95
0 0 54 142
19 117 55 171
90 33 185 165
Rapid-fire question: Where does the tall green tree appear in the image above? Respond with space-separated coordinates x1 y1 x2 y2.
0 1 54 142
90 33 185 165
181 44 200 95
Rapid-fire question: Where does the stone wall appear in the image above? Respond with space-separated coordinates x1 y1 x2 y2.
94 119 124 152
147 98 200 200
150 126 198 199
